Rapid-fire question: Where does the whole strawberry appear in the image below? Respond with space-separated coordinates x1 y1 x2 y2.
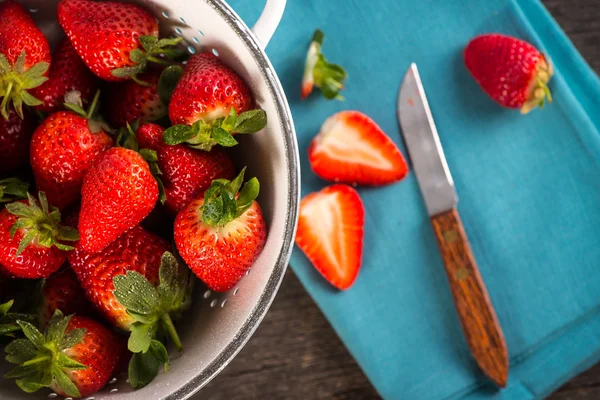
30 39 98 114
165 53 267 151
0 192 78 279
464 33 553 113
103 69 168 128
0 107 36 174
174 168 266 292
79 147 158 253
58 0 183 82
31 91 113 210
138 123 235 214
4 310 121 398
0 0 51 119
30 90 112 205
39 266 91 327
69 226 193 388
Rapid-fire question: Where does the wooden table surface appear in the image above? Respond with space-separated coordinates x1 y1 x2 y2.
201 0 600 398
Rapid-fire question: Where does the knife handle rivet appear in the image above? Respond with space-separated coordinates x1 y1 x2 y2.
444 230 458 243
456 267 470 281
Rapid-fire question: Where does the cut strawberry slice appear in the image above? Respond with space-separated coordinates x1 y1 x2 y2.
308 111 409 186
295 184 364 290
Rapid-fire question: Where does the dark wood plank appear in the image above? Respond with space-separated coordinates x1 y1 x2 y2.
202 0 600 399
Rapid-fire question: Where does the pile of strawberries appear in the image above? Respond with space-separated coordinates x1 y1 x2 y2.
0 0 269 397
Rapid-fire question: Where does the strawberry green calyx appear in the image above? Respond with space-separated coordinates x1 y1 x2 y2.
4 310 87 398
201 167 260 227
64 90 111 134
117 121 166 204
112 36 187 85
0 51 49 119
301 29 347 100
162 107 267 152
0 177 29 203
5 192 79 255
157 65 184 106
113 251 194 389
521 56 553 114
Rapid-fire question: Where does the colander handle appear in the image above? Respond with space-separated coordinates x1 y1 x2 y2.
251 0 286 49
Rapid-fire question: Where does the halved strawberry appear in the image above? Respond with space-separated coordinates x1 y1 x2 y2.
295 184 364 290
308 111 408 186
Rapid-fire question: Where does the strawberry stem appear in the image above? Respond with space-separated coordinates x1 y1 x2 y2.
86 90 101 120
0 81 13 119
21 355 50 367
160 313 182 352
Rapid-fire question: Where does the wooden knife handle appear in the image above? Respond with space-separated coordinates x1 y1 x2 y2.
430 209 509 387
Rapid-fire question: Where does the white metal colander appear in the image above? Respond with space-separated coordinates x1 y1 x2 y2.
0 0 299 398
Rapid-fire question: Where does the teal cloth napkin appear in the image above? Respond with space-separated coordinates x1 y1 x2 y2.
228 0 600 398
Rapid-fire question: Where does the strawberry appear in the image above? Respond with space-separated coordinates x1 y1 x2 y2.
4 310 121 398
295 184 364 290
57 0 183 83
0 177 29 203
464 33 553 113
39 266 90 327
0 106 36 174
0 192 78 279
301 29 347 100
79 147 158 253
138 123 235 214
308 111 408 186
103 68 168 128
0 0 51 119
165 53 267 151
174 168 266 292
69 226 193 389
29 39 98 115
30 91 113 210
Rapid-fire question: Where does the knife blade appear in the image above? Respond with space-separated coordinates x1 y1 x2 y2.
398 63 509 387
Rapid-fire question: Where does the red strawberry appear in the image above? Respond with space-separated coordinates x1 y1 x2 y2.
464 33 553 113
4 311 121 398
39 266 90 327
138 123 235 214
103 69 167 128
295 184 364 290
165 53 267 151
30 92 113 210
58 0 182 82
70 225 193 389
29 39 98 114
0 0 51 118
301 29 347 100
174 168 266 292
0 192 78 279
69 225 168 329
0 106 36 174
79 147 158 253
309 111 408 186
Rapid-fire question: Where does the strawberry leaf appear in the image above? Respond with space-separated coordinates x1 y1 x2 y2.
52 367 81 398
233 109 267 134
158 65 183 105
129 321 157 353
113 271 160 315
302 30 347 101
58 328 86 351
212 127 238 147
0 178 28 203
162 124 195 145
128 348 162 390
4 339 36 363
236 177 260 215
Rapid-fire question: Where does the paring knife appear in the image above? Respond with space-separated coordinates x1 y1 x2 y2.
398 63 509 387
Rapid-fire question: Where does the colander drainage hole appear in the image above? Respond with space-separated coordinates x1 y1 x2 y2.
212 48 219 57
233 288 239 296
221 299 227 308
179 17 186 24
210 299 217 308
29 8 38 12
162 11 169 18
245 268 251 276
198 29 205 36
193 37 200 44
188 46 196 54
110 388 119 393
48 394 57 398
86 397 96 400
203 290 211 299
174 27 183 35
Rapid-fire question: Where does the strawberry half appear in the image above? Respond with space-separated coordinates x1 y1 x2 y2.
295 184 364 290
308 111 409 186
0 0 51 119
174 168 266 292
464 33 553 113
301 29 347 100
4 310 121 398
